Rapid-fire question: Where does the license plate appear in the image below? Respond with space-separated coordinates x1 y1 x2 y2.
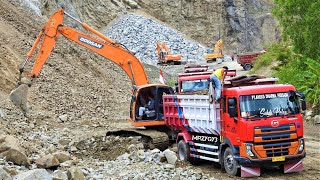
272 156 285 162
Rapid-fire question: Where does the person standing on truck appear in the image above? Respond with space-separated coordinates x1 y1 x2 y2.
210 66 228 101
137 96 155 120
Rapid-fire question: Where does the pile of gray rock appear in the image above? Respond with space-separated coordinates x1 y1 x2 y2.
0 134 213 180
83 144 211 180
105 13 207 64
304 110 320 124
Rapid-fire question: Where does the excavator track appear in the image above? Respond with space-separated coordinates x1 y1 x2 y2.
106 128 170 151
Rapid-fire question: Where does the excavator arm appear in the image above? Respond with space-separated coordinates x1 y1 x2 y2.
20 9 149 86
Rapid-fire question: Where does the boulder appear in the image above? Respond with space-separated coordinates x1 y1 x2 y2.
127 144 137 153
0 108 5 118
314 115 320 124
2 167 17 176
53 152 72 163
70 146 77 152
0 135 30 166
58 115 68 122
123 0 139 8
13 169 52 180
67 167 84 180
35 154 60 169
52 170 67 180
163 149 177 165
0 167 12 180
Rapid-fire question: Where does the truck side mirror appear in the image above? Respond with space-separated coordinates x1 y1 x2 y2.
228 98 238 118
175 82 178 93
296 92 306 111
301 99 306 111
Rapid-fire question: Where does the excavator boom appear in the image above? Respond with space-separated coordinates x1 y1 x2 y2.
21 9 149 86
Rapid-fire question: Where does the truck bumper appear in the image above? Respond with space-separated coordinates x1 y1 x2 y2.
235 152 306 167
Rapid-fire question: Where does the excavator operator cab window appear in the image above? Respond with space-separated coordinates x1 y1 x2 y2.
157 87 173 119
135 86 174 121
136 87 156 121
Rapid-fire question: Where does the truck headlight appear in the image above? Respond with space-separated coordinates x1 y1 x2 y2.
246 144 255 157
298 139 304 153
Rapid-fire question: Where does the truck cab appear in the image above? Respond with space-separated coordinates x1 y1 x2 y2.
221 81 306 172
176 65 212 94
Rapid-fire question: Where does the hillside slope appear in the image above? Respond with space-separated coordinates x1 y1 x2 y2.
15 0 278 53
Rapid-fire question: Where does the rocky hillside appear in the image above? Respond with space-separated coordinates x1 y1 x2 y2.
141 0 278 53
4 1 320 180
16 0 278 54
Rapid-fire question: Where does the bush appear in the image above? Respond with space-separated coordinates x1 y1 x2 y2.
252 43 320 111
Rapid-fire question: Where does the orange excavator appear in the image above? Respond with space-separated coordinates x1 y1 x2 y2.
156 41 182 65
11 9 174 149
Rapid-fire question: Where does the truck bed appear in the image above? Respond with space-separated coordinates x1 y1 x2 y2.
163 94 221 135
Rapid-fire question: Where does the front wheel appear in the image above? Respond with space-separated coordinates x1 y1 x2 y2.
177 140 200 165
223 147 239 176
207 59 215 63
243 64 252 71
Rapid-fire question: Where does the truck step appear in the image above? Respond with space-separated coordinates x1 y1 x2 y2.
189 142 219 149
190 148 219 156
190 154 219 162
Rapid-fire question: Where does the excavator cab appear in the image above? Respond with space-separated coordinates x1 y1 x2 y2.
130 85 174 127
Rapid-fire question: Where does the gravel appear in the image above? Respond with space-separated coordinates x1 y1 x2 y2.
105 13 207 65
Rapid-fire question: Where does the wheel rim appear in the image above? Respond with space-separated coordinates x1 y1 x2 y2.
178 147 186 161
225 154 235 171
244 64 251 70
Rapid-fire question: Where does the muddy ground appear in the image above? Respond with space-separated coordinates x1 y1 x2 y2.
0 1 319 179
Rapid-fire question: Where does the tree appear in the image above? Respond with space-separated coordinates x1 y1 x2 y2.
252 1 320 111
273 0 320 60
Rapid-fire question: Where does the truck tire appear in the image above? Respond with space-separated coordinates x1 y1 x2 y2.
207 59 215 63
223 147 239 176
177 140 200 165
243 64 252 71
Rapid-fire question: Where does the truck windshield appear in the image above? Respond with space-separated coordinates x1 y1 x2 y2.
240 92 300 119
181 79 209 93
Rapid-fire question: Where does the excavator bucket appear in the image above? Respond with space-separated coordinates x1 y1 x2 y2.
10 84 29 116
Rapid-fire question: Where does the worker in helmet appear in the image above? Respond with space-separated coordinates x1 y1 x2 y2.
210 66 228 101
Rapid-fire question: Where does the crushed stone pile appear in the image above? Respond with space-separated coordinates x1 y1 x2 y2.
105 13 207 64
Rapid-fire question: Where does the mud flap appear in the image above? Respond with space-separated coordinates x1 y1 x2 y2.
240 166 260 177
283 160 303 173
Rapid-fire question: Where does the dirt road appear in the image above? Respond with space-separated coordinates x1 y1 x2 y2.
196 129 320 179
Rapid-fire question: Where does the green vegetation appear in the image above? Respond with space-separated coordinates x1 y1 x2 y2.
252 1 320 112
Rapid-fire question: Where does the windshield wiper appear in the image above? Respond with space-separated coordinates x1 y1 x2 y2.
244 114 262 120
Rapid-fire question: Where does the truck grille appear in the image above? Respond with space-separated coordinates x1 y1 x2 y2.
253 124 299 158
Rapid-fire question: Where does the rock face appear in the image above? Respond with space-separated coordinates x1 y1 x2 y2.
35 154 60 169
30 0 277 54
13 169 52 180
0 135 30 166
140 0 278 53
